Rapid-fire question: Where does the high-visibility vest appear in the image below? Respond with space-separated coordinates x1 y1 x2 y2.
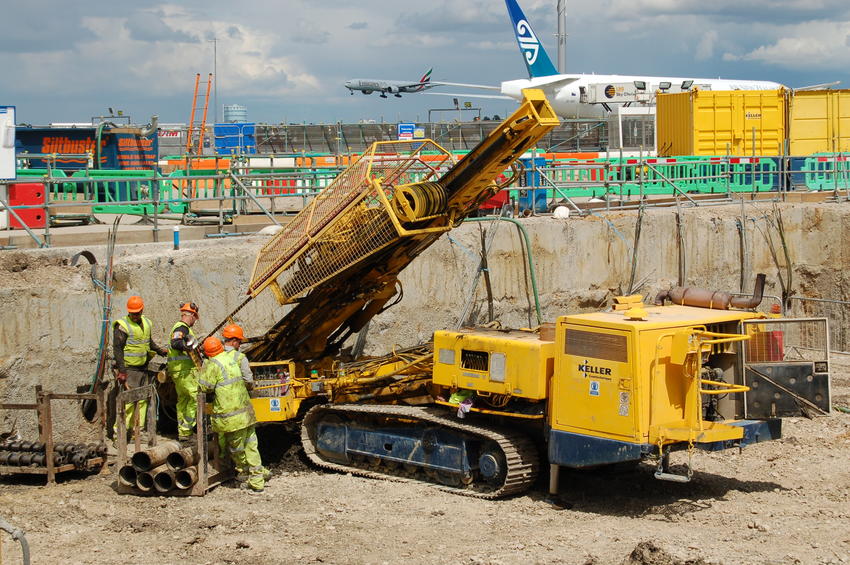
197 353 256 433
114 316 153 368
166 321 197 377
222 348 246 369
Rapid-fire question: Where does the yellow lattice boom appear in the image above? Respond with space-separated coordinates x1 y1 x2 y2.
248 140 455 302
241 89 558 361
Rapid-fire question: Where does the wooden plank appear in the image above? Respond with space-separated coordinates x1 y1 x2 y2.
47 393 98 401
0 463 77 475
0 403 38 410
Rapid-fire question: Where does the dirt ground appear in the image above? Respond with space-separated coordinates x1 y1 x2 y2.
1 368 848 565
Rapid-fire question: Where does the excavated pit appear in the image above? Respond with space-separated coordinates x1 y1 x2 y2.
1 202 850 438
0 202 849 565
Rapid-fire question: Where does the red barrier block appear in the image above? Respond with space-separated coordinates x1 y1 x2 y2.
8 183 46 229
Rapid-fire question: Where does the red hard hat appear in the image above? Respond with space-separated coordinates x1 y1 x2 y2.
127 296 144 313
179 301 199 316
203 337 224 357
222 324 245 341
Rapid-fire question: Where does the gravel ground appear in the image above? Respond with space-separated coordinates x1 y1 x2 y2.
0 369 848 565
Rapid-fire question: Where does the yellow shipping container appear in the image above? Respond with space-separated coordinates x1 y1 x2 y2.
657 89 786 156
789 89 850 155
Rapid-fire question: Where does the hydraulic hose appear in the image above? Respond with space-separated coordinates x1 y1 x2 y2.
462 216 542 325
0 516 31 565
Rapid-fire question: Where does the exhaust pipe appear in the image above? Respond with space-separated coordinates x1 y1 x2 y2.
655 274 767 311
131 441 181 472
139 115 159 137
730 273 766 309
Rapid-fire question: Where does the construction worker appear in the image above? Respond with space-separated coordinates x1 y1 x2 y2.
112 296 168 438
221 324 271 485
222 324 254 389
198 337 267 493
167 302 201 442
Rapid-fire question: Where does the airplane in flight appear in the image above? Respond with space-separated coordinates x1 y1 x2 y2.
344 69 500 99
426 0 783 118
345 68 437 98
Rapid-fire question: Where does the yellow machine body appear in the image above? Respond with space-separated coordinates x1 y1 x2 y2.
551 304 762 447
432 328 554 401
249 361 303 422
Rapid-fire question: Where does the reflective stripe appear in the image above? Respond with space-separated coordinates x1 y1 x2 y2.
249 465 264 472
245 434 258 446
117 316 153 367
210 405 251 419
217 376 243 388
167 321 196 374
210 358 227 376
197 378 214 389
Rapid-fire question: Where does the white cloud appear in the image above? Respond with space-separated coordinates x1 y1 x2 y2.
728 20 850 70
13 9 320 98
3 0 850 123
695 30 718 60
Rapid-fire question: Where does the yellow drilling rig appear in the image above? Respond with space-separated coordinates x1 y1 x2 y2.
210 90 830 498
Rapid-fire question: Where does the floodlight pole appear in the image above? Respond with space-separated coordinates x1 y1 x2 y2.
209 38 218 122
556 0 567 73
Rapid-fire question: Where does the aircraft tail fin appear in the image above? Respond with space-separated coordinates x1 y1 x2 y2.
415 68 433 91
505 0 558 78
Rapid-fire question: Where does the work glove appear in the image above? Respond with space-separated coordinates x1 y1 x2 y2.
116 372 127 384
185 336 198 350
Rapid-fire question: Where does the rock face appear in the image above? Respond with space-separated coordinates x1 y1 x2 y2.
0 203 846 438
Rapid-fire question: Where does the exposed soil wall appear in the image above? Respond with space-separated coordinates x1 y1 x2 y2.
1 202 849 436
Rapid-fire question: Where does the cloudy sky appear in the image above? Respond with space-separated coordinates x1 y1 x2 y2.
2 0 849 125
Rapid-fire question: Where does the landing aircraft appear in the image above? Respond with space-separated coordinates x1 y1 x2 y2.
345 69 436 98
344 69 498 99
428 0 783 118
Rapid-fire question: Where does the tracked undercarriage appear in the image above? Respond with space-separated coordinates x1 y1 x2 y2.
301 404 539 499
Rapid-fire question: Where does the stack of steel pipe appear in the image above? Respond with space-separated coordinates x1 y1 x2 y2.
0 440 106 470
119 441 203 494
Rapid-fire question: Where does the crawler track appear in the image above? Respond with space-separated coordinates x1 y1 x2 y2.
301 404 539 499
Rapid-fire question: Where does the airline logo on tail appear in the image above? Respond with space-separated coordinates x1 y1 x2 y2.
516 19 541 65
415 68 433 91
505 0 558 78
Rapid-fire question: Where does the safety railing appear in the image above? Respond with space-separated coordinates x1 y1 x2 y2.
513 153 850 214
5 151 850 247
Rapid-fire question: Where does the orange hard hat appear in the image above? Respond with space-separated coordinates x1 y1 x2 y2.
127 296 144 313
203 336 224 357
222 324 245 341
179 301 199 316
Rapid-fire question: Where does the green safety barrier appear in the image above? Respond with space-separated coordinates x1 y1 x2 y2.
69 169 185 215
14 169 80 202
541 155 783 201
798 155 850 191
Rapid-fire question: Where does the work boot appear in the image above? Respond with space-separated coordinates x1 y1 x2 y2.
179 434 196 447
240 482 264 495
